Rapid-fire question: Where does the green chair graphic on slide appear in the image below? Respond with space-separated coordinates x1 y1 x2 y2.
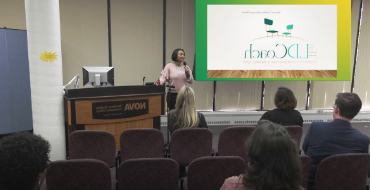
282 25 293 38
264 18 279 38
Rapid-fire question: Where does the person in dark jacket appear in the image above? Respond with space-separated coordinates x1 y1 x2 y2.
303 92 369 189
260 87 303 126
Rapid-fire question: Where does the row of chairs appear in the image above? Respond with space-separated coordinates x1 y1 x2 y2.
214 125 302 157
44 153 369 190
61 126 369 190
68 126 303 188
44 156 243 190
68 125 302 165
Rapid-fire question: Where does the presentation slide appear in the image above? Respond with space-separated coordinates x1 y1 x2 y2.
195 0 351 81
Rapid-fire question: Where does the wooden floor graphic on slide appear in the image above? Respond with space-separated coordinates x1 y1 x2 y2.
207 70 337 78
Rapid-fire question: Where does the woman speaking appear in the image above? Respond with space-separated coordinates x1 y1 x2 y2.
155 48 194 110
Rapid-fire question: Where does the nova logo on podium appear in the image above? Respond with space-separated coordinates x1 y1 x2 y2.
124 102 146 111
93 99 149 119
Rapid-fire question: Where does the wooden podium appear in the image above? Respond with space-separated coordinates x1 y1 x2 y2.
63 85 165 150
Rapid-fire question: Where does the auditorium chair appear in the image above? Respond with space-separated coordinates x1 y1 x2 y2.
300 155 312 190
215 126 255 162
68 130 118 178
314 153 370 190
284 125 303 152
184 156 245 190
170 128 213 188
119 128 165 163
117 158 178 190
46 159 113 190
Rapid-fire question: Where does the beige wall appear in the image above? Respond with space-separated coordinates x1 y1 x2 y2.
166 0 195 65
215 81 262 111
0 0 26 30
309 81 351 109
111 0 163 86
59 0 109 87
0 0 109 87
309 0 361 109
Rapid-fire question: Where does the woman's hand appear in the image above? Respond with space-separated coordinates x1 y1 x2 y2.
155 78 160 86
184 66 190 78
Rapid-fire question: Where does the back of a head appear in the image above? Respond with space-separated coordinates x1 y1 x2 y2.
174 86 199 129
243 120 302 190
335 92 362 120
274 87 297 110
0 132 50 190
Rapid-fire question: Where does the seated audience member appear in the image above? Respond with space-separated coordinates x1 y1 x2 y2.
221 120 304 190
168 86 208 133
0 132 51 190
303 92 369 189
260 87 303 126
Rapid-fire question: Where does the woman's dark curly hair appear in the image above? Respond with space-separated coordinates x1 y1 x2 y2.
243 120 302 190
0 132 50 190
274 87 297 110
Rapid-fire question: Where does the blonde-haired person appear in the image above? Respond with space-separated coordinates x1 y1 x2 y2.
168 86 208 133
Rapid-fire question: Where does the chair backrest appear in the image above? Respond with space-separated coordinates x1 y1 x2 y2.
187 156 245 190
46 159 112 190
69 130 116 167
218 126 255 162
299 155 312 190
287 24 293 30
120 128 164 163
117 158 179 190
170 128 213 166
314 153 370 190
284 125 302 151
264 18 273 25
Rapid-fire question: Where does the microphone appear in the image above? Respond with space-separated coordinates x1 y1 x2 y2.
183 61 190 79
143 76 145 85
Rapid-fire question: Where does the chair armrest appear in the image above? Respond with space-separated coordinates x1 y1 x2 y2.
164 143 170 158
115 149 120 158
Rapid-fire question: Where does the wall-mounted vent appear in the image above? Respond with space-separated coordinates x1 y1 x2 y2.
352 118 370 122
161 120 232 126
234 120 259 125
303 119 324 123
207 121 231 125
